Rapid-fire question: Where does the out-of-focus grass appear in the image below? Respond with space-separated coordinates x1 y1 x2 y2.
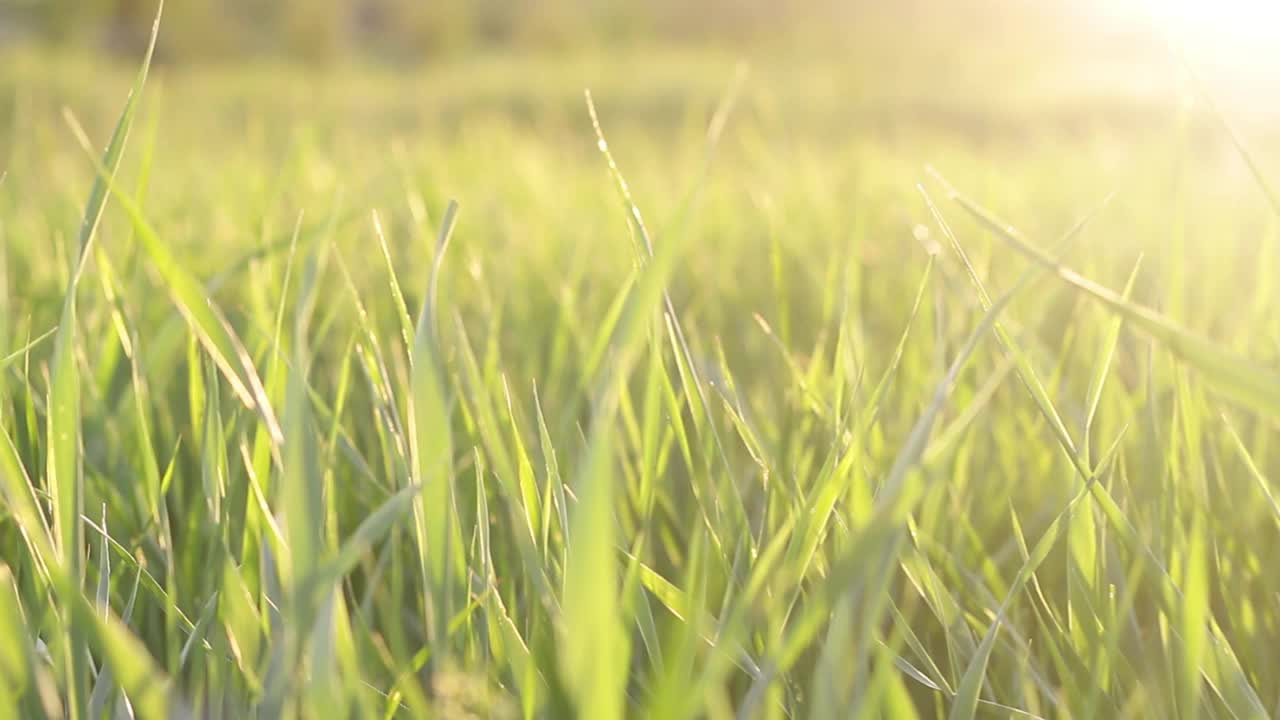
2 11 1280 719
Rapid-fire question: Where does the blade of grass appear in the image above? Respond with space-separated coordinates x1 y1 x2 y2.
45 6 163 715
1083 257 1143 465
932 170 1269 717
0 327 56 371
0 565 33 714
950 434 1125 720
932 170 1280 417
1176 50 1280 218
64 112 284 449
408 200 458 648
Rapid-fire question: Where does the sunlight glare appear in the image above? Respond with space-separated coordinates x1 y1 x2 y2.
1147 0 1280 60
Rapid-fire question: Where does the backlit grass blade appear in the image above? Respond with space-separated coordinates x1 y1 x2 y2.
0 425 55 586
47 565 187 720
1178 512 1208 719
920 183 1115 468
0 327 56 372
1220 412 1280 524
0 565 33 715
324 483 419 586
878 259 1027 514
68 0 162 278
44 7 163 716
934 172 1268 718
279 246 331 715
559 402 628 720
86 508 116 719
924 183 1116 670
1177 51 1280 218
862 256 935 425
949 439 1123 720
935 175 1280 417
1084 257 1143 463
583 270 639 385
501 377 542 546
219 557 265 695
47 291 82 585
64 114 284 449
627 554 763 680
533 384 569 556
408 200 458 646
555 90 733 718
765 247 1043 715
177 593 219 671
372 210 415 353
586 89 745 529
477 477 544 714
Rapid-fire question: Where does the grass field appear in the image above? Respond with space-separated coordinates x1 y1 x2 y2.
3 8 1280 719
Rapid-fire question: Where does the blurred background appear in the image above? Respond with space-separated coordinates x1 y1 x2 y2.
4 0 1275 135
3 0 1275 288
0 0 1154 62
0 1 1213 145
1 0 1276 311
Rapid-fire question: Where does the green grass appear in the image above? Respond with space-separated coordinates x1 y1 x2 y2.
3 12 1280 720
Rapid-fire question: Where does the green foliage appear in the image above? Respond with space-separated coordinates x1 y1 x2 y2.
2 7 1280 719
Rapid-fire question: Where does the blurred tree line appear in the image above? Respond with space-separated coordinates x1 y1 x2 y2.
0 0 841 61
0 0 1114 63
0 0 1141 65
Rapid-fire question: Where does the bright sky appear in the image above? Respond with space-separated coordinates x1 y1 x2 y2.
1089 0 1280 111
1103 0 1280 63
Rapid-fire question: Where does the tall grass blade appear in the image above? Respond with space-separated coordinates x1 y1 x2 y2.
45 5 162 716
934 172 1280 416
408 200 458 646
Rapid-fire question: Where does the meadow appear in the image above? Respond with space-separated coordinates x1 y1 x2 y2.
2 8 1280 719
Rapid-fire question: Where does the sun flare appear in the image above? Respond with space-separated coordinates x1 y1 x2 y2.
1146 0 1280 58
